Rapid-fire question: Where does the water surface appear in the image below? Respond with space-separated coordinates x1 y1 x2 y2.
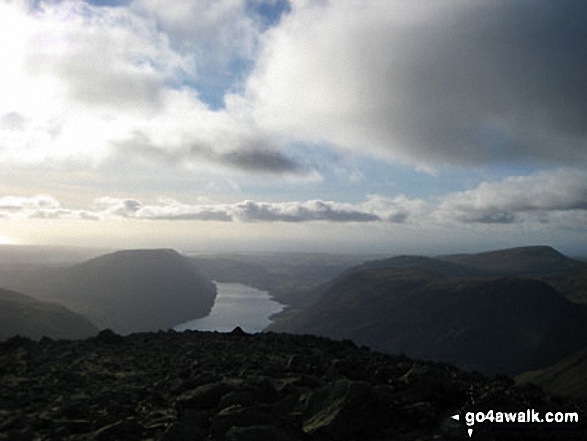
175 282 284 333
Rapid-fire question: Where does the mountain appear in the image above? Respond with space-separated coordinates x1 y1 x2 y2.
440 246 587 304
2 330 585 440
191 253 371 309
268 266 587 375
0 287 98 341
1 249 217 335
56 249 217 334
516 348 587 398
354 254 487 277
438 245 587 276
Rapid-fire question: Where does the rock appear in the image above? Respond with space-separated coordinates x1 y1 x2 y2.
218 390 255 409
302 380 373 440
210 403 275 436
225 424 299 441
176 381 235 411
230 326 247 336
91 418 143 441
158 410 206 441
0 330 584 441
94 329 123 344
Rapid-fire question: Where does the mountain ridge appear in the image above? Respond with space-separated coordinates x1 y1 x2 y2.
0 287 98 341
268 246 587 375
0 249 217 335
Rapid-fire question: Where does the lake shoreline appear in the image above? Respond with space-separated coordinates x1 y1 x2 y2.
175 282 285 333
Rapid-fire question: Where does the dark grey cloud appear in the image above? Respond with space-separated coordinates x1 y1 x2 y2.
393 0 587 166
113 131 305 175
252 0 587 167
235 200 380 222
220 148 301 174
458 211 518 225
387 212 409 224
145 211 233 222
123 199 142 212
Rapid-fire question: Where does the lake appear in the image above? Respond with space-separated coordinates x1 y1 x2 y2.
174 282 285 333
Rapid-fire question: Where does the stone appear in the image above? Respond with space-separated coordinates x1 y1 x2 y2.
176 381 235 411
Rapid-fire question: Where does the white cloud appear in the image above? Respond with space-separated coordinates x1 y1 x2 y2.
0 193 430 224
436 169 587 224
3 0 587 175
133 0 258 71
0 195 61 210
0 0 266 169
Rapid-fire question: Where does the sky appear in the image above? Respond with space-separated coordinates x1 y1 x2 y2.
1 0 586 255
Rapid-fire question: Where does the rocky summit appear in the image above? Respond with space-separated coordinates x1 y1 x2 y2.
0 330 585 441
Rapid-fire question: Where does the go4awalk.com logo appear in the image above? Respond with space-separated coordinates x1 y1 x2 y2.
450 408 581 439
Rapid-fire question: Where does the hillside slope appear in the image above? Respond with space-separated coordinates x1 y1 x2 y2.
438 246 586 276
269 268 587 375
191 253 369 308
516 348 587 398
0 288 98 341
57 249 217 334
2 249 217 335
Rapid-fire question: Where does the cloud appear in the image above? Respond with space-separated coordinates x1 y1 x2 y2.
3 0 586 177
0 195 61 210
21 1 193 113
96 197 384 223
219 148 301 174
436 169 587 224
360 195 427 224
1 194 430 224
90 195 431 223
233 200 380 222
131 0 269 107
0 195 102 220
246 0 587 168
95 197 234 221
0 112 27 131
113 130 305 175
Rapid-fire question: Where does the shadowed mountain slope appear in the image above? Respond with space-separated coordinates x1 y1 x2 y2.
268 267 587 376
516 348 587 398
1 249 217 335
0 288 98 341
54 249 217 334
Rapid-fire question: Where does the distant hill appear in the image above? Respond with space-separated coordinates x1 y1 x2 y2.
191 253 370 308
354 255 486 277
0 287 98 341
0 244 110 266
1 249 217 335
269 265 587 375
438 245 587 276
516 348 587 398
439 246 587 304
